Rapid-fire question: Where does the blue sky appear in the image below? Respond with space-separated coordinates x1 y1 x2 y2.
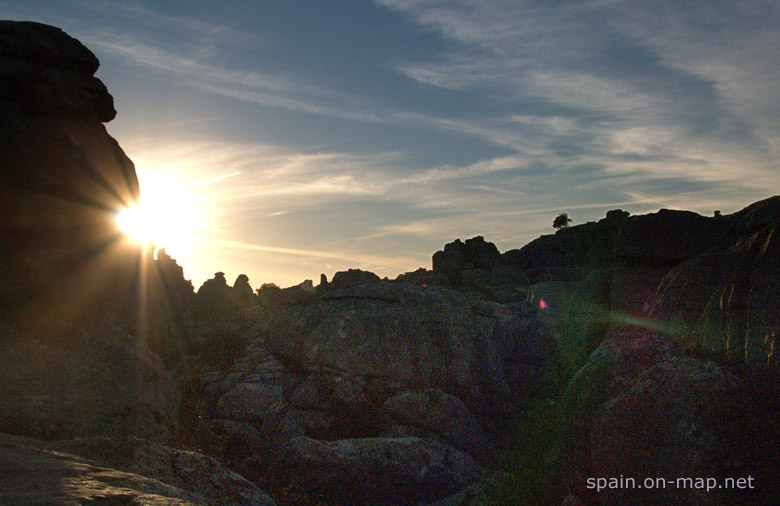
2 0 779 288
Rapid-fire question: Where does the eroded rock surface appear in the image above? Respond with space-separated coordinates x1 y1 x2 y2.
0 432 275 506
274 436 480 506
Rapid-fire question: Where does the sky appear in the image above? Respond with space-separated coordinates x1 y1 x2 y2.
2 0 779 289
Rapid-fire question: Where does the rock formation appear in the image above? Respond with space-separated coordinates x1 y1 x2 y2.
432 236 500 273
0 20 141 336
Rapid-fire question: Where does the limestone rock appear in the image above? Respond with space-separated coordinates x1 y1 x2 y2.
381 388 489 457
217 383 285 423
0 323 178 441
275 436 480 506
0 21 140 335
550 332 677 500
330 268 381 289
649 220 780 369
265 283 545 426
590 356 751 506
432 236 500 273
0 433 276 506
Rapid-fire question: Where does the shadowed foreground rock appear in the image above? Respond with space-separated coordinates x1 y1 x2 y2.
274 436 480 506
0 322 178 441
0 432 275 506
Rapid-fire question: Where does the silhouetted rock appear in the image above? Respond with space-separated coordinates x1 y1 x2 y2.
330 268 381 289
194 271 260 320
154 248 195 314
649 209 780 369
432 236 500 273
258 280 316 307
0 20 140 335
0 21 115 120
233 273 254 304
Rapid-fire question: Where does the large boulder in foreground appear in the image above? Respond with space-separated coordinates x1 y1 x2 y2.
0 432 275 506
0 322 178 441
274 436 480 506
0 20 141 335
550 332 678 501
591 356 759 506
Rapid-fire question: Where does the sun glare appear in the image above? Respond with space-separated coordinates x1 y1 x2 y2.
116 171 202 258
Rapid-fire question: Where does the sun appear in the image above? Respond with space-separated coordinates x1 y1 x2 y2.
116 171 202 258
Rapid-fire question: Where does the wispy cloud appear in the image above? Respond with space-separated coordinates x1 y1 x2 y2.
192 171 242 186
204 237 424 273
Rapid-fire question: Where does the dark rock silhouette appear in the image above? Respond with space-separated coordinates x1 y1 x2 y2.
257 279 315 307
330 268 381 289
432 236 500 273
0 20 140 336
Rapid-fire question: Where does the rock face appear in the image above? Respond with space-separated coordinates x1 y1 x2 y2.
591 357 749 506
649 202 780 369
0 322 178 441
265 282 558 427
551 332 678 501
275 436 480 506
0 21 141 335
381 388 490 457
330 268 381 289
184 282 559 503
0 432 276 506
433 236 500 273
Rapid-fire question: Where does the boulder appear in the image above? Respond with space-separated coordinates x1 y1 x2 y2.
330 268 381 289
0 323 178 441
550 332 677 500
265 283 544 426
432 236 500 273
381 388 489 457
275 436 480 506
590 356 752 506
649 220 780 369
217 383 285 423
233 274 254 304
23 433 276 506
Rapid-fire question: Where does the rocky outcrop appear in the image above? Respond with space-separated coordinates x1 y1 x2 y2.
0 432 276 506
433 236 500 273
258 280 316 307
381 388 490 457
0 21 141 335
180 282 559 502
649 210 780 369
330 268 381 289
0 322 178 441
265 282 557 427
274 436 480 506
550 332 678 502
591 356 750 506
507 198 780 280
